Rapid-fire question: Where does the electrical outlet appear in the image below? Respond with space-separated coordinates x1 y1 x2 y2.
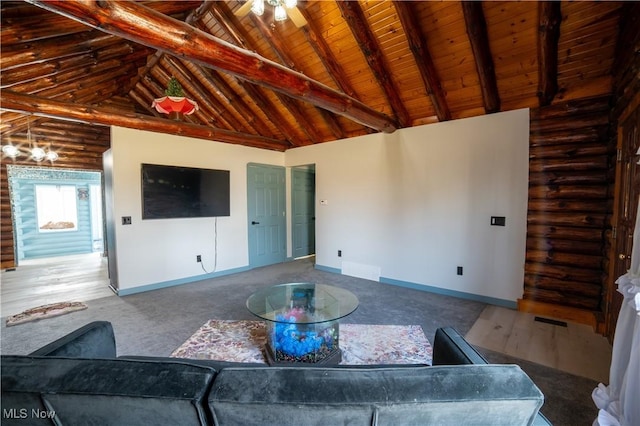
338 250 342 257
196 255 202 263
121 216 132 225
457 266 463 276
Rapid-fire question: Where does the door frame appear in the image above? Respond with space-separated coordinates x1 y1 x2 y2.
291 164 316 259
602 96 639 340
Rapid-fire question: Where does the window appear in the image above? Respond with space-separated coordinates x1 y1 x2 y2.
35 185 78 232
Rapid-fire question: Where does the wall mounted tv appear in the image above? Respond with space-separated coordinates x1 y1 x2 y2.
141 163 230 219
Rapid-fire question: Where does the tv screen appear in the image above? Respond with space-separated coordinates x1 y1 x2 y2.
141 163 230 219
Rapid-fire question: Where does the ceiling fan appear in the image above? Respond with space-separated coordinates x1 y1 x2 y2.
235 0 308 28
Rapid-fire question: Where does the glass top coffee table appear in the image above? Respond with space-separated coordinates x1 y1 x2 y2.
246 283 358 365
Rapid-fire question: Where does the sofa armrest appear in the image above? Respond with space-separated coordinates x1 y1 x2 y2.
29 321 116 358
432 327 487 365
433 327 553 426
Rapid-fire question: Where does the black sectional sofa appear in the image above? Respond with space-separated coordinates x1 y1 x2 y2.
1 321 551 425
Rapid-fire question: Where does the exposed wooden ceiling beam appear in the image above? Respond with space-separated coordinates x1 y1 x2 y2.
537 1 562 107
297 7 360 101
336 0 411 128
184 63 277 138
27 0 397 134
0 90 289 151
461 1 501 114
210 1 327 145
236 80 301 145
204 2 300 144
393 1 451 122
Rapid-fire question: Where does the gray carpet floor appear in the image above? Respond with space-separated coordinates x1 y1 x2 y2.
1 257 599 425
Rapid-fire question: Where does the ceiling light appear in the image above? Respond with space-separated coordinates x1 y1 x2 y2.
152 77 199 119
274 4 287 21
31 146 46 162
45 151 59 162
2 144 20 158
2 118 58 163
251 0 264 16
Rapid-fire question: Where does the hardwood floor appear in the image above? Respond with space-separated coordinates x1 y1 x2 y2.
465 305 612 383
1 253 114 318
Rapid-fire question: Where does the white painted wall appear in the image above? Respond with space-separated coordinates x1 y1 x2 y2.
285 109 530 303
109 126 283 291
109 109 529 304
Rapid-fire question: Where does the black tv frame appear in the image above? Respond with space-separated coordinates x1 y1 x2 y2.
141 163 230 219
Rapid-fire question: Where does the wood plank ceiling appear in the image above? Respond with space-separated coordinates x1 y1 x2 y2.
0 0 625 155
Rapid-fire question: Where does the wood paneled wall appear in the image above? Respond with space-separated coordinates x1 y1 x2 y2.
523 96 615 314
1 121 110 269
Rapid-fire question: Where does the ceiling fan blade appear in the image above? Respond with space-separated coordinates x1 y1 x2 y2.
287 6 308 28
234 0 254 17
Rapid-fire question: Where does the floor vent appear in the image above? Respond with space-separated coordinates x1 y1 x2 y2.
534 316 568 327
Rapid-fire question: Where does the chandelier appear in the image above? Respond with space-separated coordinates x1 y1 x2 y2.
235 0 307 27
251 0 298 22
1 118 58 163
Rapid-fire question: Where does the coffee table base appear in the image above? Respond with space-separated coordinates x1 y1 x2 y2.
263 344 342 366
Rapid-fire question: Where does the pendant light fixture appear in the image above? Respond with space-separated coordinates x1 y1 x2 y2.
1 117 58 163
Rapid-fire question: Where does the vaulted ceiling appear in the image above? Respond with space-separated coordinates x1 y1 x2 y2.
0 1 627 154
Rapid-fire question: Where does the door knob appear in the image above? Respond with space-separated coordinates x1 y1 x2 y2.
619 253 627 260
251 221 260 225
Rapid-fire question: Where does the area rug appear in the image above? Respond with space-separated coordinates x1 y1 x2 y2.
170 320 432 365
5 301 88 327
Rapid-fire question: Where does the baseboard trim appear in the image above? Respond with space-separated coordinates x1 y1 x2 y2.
117 265 252 296
314 263 517 308
315 264 341 274
517 299 598 329
381 277 518 309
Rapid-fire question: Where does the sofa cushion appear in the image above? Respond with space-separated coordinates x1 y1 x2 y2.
208 364 544 426
1 356 215 426
29 321 116 358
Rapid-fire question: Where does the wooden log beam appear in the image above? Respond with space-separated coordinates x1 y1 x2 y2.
523 288 600 310
528 171 609 186
393 1 451 122
529 156 610 173
207 1 314 145
531 96 610 120
0 90 288 151
184 63 277 138
274 92 323 144
245 7 339 143
528 184 609 199
526 237 604 256
27 0 396 134
525 250 603 271
461 1 500 114
1 31 116 70
297 7 359 100
336 0 411 128
537 2 562 107
235 80 301 145
527 212 607 228
526 224 604 242
524 262 604 284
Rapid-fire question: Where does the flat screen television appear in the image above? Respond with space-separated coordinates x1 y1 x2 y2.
141 163 230 219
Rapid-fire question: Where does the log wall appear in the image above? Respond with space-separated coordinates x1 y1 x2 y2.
524 96 615 312
0 120 110 269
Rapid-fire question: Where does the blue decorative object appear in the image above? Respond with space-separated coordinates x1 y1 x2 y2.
269 311 338 362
